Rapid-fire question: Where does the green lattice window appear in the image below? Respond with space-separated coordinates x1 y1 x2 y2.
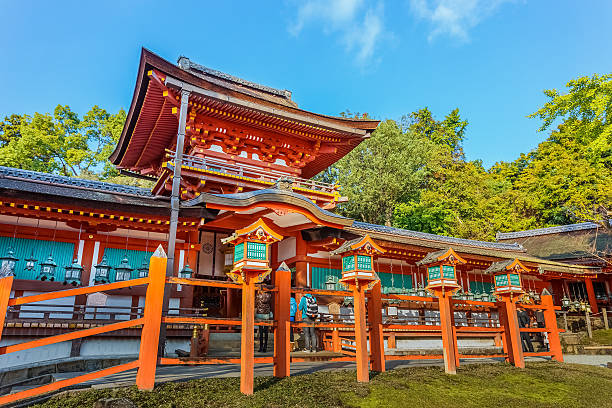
342 255 355 272
495 274 509 287
509 273 521 286
428 266 441 280
234 242 244 263
246 242 267 260
357 255 372 270
442 265 455 279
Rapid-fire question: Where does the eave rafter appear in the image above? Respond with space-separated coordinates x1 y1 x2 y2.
0 199 199 233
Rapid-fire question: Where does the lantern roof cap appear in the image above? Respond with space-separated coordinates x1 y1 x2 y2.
330 234 385 256
416 247 467 266
222 218 283 245
66 259 84 270
484 258 528 274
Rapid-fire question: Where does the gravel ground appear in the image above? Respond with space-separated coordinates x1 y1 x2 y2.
561 354 612 367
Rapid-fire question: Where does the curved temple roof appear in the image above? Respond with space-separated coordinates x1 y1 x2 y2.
110 49 380 178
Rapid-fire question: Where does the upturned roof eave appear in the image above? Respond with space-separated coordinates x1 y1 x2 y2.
110 48 380 166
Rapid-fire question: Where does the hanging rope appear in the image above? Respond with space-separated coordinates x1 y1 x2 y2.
390 257 394 288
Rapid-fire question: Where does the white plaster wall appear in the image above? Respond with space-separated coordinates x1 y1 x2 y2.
168 298 180 315
80 338 140 356
0 337 71 367
86 295 132 320
19 292 75 319
277 237 296 262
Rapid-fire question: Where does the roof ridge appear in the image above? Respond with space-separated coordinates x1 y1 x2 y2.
177 56 292 100
351 221 524 252
0 166 153 197
496 222 602 240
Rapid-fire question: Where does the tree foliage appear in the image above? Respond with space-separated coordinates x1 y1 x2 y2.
0 105 130 182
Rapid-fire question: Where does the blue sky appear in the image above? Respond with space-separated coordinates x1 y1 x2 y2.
1 0 611 167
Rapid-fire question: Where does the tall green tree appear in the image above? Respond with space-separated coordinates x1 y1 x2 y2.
0 105 126 179
332 120 439 226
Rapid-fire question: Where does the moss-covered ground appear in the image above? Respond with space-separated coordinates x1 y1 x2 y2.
33 361 612 408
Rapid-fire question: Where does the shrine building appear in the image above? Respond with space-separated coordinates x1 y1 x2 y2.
0 49 610 369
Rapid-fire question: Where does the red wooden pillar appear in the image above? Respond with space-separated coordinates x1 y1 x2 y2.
274 263 291 378
585 278 599 314
136 247 168 391
498 297 524 368
0 276 14 343
240 276 256 395
541 293 563 362
367 282 385 372
434 290 458 374
352 283 369 382
332 329 341 352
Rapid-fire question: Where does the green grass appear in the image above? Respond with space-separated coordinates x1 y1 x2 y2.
592 329 612 345
33 362 612 408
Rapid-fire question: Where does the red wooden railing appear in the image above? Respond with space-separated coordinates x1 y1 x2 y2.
0 258 564 404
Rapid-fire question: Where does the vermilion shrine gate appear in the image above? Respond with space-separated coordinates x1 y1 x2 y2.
0 49 610 404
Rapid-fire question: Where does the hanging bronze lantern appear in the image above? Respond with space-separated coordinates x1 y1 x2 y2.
24 250 37 271
180 263 194 279
137 261 149 279
63 259 83 286
94 255 112 283
114 256 133 281
0 247 19 276
37 254 57 281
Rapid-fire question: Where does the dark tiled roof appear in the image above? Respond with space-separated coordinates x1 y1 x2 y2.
415 248 452 266
177 56 293 100
496 222 602 240
483 259 514 274
0 166 153 198
329 237 362 255
351 222 524 252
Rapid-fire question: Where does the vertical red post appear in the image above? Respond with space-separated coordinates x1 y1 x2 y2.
332 329 341 352
435 290 458 374
0 276 14 343
367 282 385 372
585 278 599 314
240 276 256 395
541 294 563 362
352 284 369 382
136 246 168 391
498 297 525 368
274 263 291 378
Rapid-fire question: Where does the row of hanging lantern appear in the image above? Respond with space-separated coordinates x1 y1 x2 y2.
560 281 594 313
1 246 193 285
0 246 83 285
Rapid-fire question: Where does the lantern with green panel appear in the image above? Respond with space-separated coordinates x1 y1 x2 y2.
416 248 466 293
221 218 283 284
331 235 385 287
484 259 526 297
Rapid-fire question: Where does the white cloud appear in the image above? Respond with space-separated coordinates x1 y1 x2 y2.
410 0 513 42
289 0 387 64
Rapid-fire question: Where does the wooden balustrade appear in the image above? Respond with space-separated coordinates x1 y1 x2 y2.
0 267 564 403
